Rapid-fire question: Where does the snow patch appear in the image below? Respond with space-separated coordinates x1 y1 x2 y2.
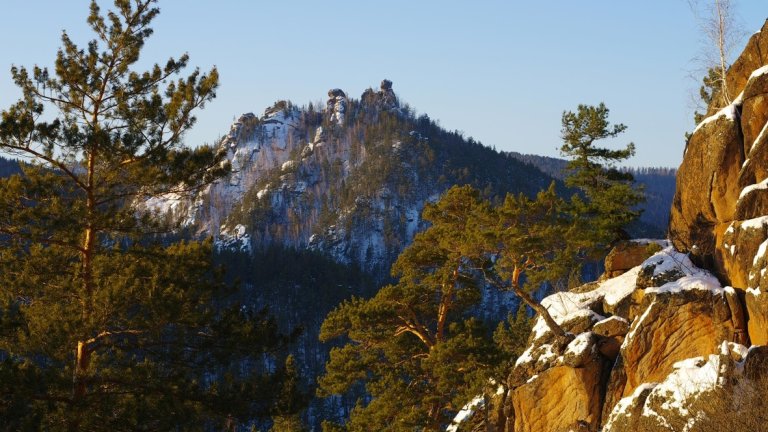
530 267 637 342
446 382 505 432
644 274 723 296
446 394 484 432
603 383 658 431
739 178 768 200
624 299 656 346
691 93 742 136
216 224 251 253
739 216 768 231
643 355 722 423
750 120 768 153
754 239 768 266
606 351 735 431
281 160 296 171
564 332 593 358
749 64 768 80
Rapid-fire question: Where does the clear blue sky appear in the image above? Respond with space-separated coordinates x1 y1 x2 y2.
1 1 766 167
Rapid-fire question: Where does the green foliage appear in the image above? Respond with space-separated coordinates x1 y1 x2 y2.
319 172 642 428
493 307 533 361
317 186 502 431
694 67 726 125
0 1 300 429
560 103 644 260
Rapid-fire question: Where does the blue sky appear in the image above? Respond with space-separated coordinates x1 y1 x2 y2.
1 1 766 167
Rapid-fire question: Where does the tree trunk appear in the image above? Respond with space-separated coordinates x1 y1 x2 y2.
510 266 566 339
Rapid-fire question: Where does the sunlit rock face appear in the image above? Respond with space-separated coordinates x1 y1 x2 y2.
669 20 768 345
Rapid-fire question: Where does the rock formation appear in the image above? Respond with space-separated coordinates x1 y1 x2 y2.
360 79 399 112
453 20 768 432
669 19 768 344
454 245 754 432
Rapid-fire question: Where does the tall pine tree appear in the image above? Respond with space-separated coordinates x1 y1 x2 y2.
0 1 298 429
560 103 643 265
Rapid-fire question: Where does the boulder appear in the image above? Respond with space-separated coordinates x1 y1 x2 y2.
327 88 346 98
592 316 629 338
360 79 399 112
635 255 686 290
562 333 599 368
511 358 605 432
619 285 736 398
602 241 656 279
326 89 347 125
669 107 744 270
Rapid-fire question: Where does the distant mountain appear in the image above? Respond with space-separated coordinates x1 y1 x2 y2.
508 151 677 237
149 80 557 277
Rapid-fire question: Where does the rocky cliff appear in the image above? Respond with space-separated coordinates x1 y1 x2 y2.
669 19 768 345
454 19 768 432
452 243 758 432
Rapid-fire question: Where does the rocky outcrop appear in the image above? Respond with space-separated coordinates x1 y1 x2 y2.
465 248 749 432
617 279 737 399
669 20 768 346
670 21 768 284
361 79 399 112
327 88 347 125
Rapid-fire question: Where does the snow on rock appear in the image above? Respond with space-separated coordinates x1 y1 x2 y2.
644 273 723 296
281 160 297 171
739 215 768 231
749 64 768 80
446 383 505 432
604 344 750 432
747 239 768 296
515 343 560 368
749 119 768 153
739 177 768 200
605 355 723 432
446 394 484 432
529 267 638 343
754 239 768 266
649 355 721 416
691 92 743 136
564 332 594 359
602 383 658 431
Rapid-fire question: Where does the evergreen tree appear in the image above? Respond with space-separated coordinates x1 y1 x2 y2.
0 1 298 429
481 183 574 338
560 103 643 262
318 186 501 431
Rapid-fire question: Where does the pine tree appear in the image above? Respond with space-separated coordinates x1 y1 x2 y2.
317 186 501 431
481 183 574 338
560 103 644 263
0 1 297 429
